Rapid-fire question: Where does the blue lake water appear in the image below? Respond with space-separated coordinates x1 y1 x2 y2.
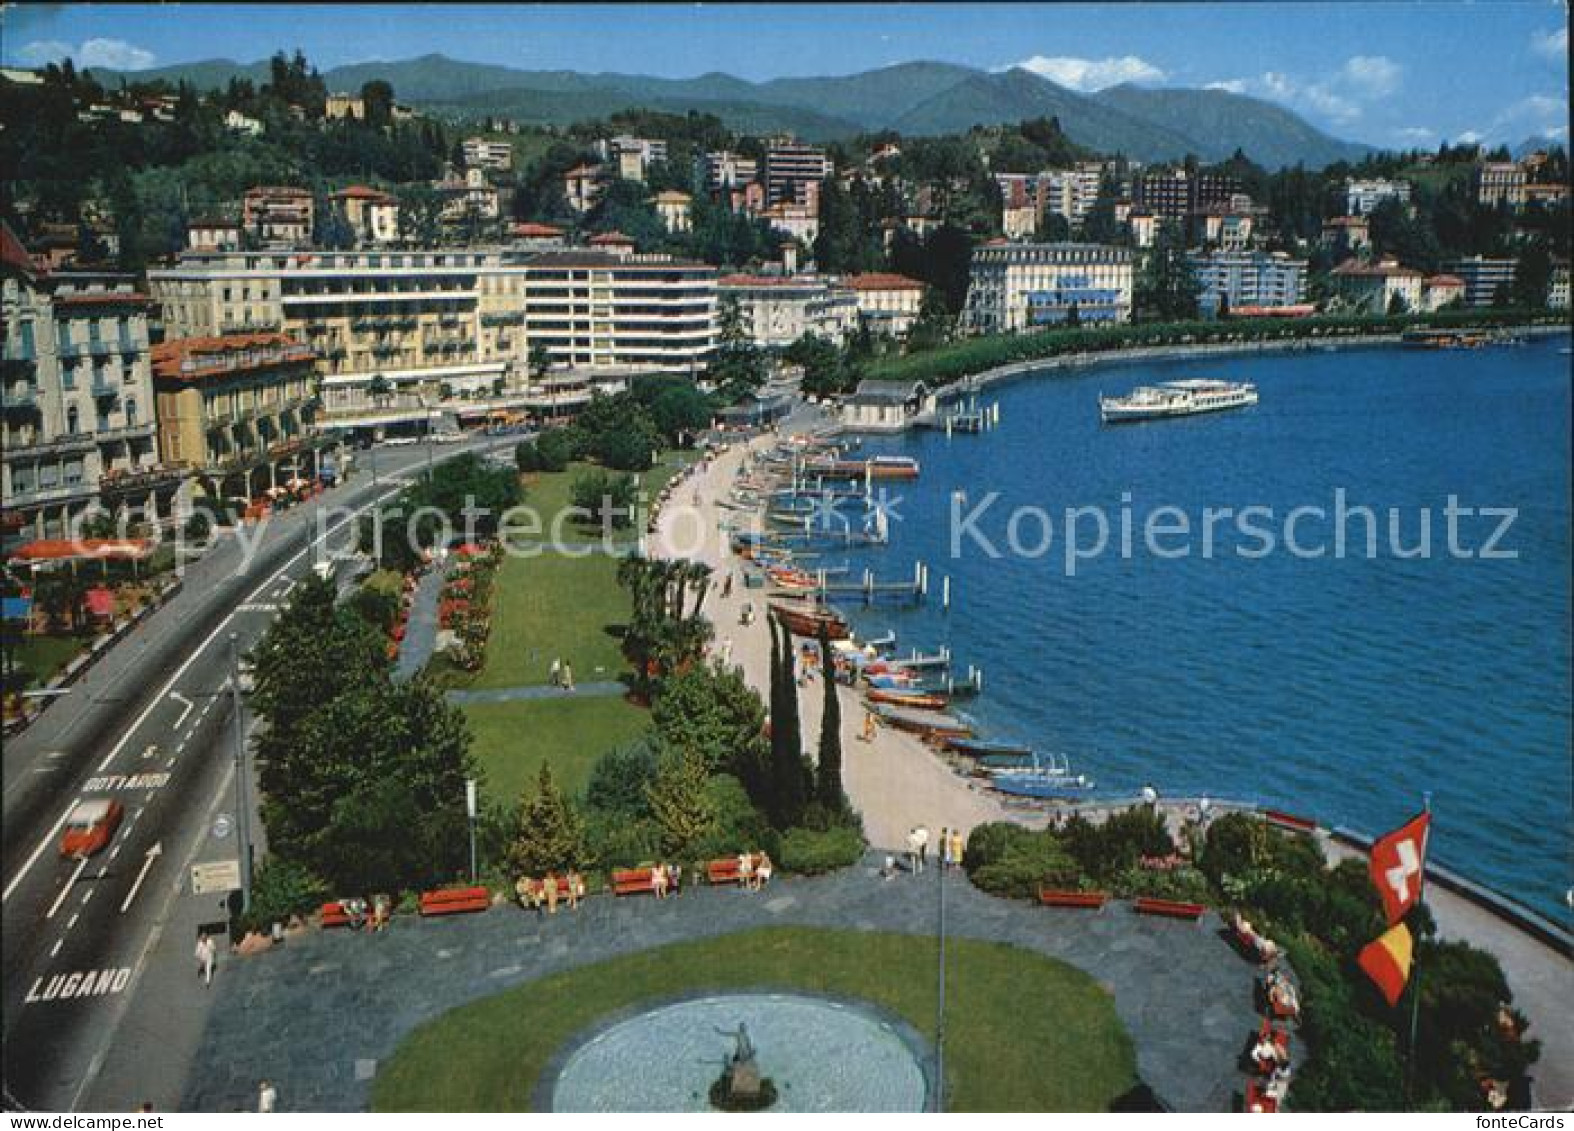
832 334 1572 919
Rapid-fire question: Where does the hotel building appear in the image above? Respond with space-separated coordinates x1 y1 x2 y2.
243 186 314 248
963 241 1135 332
1189 250 1308 317
763 139 831 206
717 274 859 348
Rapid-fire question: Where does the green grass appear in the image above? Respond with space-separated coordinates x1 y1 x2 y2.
373 926 1137 1112
1 632 92 689
463 551 630 690
514 452 697 546
464 694 652 803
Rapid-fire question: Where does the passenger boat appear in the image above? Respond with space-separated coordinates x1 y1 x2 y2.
874 704 972 740
1099 379 1258 424
866 688 949 710
768 601 849 639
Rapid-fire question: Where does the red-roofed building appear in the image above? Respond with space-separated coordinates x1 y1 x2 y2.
1420 274 1466 313
243 186 314 248
509 222 566 249
4 228 163 545
152 332 319 491
328 185 400 246
1331 258 1424 313
187 217 243 253
843 273 927 338
563 164 604 214
717 273 859 347
588 231 637 257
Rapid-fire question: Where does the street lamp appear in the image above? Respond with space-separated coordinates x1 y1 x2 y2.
465 778 478 883
229 632 253 914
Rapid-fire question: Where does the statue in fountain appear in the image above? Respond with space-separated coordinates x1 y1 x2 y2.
709 1021 776 1111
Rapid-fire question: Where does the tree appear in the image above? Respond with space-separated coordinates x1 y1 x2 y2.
1511 239 1552 308
784 333 848 398
905 287 953 353
367 373 392 407
707 295 767 403
645 745 718 857
506 763 588 876
1134 220 1200 321
397 183 444 246
585 739 661 819
764 614 811 828
571 468 637 528
815 623 846 813
360 80 394 130
651 660 768 776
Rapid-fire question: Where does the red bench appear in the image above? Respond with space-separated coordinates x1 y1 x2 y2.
319 900 353 929
1244 1080 1279 1113
707 854 763 885
419 885 490 917
1264 809 1317 835
1038 887 1110 909
611 867 657 896
1133 896 1206 921
516 874 585 907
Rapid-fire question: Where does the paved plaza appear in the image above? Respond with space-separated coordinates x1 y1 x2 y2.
181 857 1262 1112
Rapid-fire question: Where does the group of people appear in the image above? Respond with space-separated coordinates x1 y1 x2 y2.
547 657 576 691
735 851 773 891
1243 936 1298 1111
515 871 586 914
1231 911 1282 966
897 825 965 876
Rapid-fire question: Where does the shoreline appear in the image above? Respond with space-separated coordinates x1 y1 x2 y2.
650 428 1572 1109
858 323 1574 419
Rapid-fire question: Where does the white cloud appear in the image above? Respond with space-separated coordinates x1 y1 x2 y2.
1205 79 1247 94
1339 55 1401 98
1455 130 1484 144
1391 126 1436 144
1498 94 1566 123
15 37 155 70
1013 54 1166 91
1530 27 1568 60
1300 83 1362 125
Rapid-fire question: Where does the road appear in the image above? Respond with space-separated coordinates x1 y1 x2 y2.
1 436 510 1111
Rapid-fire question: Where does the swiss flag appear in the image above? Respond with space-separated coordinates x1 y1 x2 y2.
1369 810 1431 925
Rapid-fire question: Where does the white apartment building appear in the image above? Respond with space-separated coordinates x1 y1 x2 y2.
595 135 669 182
1344 178 1412 216
764 140 832 205
698 150 759 192
1330 259 1424 313
1189 250 1308 317
717 274 859 348
844 273 926 338
3 232 165 541
462 138 514 171
963 242 1135 332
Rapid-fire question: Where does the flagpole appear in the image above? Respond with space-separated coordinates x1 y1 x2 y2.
1404 791 1433 1105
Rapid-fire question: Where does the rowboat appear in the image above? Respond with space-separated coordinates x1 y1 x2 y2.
946 737 1035 759
866 688 949 710
768 601 849 639
873 704 972 740
988 752 1096 797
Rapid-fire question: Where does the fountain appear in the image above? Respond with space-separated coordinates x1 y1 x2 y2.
709 1021 778 1111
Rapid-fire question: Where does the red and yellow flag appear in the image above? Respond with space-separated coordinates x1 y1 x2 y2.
1369 810 1431 926
1358 921 1415 1007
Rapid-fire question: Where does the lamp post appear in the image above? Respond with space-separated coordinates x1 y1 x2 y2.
465 778 478 883
229 632 253 914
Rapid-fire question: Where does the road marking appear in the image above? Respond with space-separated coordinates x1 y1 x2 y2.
81 772 171 793
175 738 187 753
165 756 177 769
67 913 79 930
5 478 408 903
108 845 122 861
47 859 89 919
24 967 132 1005
237 602 279 613
80 887 94 907
119 843 162 913
49 939 63 958
170 691 195 730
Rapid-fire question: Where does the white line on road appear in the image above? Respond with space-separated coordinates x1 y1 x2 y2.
66 913 79 931
165 756 177 769
46 859 89 920
80 887 94 907
108 845 122 861
5 479 406 904
119 843 162 913
49 939 63 958
169 691 195 730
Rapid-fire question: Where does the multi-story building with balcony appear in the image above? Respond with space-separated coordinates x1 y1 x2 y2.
148 249 530 428
717 274 859 348
151 333 321 501
1189 250 1308 317
963 241 1135 332
595 135 668 182
1474 163 1528 209
1442 255 1519 307
843 273 927 339
1135 169 1238 222
1345 178 1413 216
462 138 514 171
698 150 758 193
763 139 831 206
243 186 314 248
3 226 164 543
328 186 401 246
522 251 716 377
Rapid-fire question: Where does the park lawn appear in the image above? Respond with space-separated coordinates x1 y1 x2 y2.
514 451 697 546
3 632 92 689
467 550 630 690
372 926 1137 1112
463 694 652 804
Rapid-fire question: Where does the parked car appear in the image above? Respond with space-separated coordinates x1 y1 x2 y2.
59 799 125 858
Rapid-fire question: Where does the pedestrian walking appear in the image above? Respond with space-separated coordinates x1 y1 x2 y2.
257 1081 277 1113
549 657 561 688
723 573 734 598
195 932 215 987
561 661 575 692
906 827 924 874
544 872 560 915
916 825 930 871
862 711 877 742
950 828 964 870
720 637 734 666
940 827 952 870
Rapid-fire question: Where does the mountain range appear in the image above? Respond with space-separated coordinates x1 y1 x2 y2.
82 54 1374 169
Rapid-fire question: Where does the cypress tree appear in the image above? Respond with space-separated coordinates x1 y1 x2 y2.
816 622 845 813
766 614 808 828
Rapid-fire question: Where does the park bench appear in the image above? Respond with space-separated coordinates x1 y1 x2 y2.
1037 887 1109 909
611 867 658 896
1244 1079 1279 1113
516 875 586 907
1264 809 1317 836
419 885 490 917
319 900 353 929
706 854 763 885
1132 896 1206 921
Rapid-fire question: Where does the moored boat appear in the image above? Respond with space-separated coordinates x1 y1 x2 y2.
768 601 849 639
874 703 972 739
866 688 949 710
946 737 1035 759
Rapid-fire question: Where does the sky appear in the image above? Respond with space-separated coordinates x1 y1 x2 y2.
2 2 1568 148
